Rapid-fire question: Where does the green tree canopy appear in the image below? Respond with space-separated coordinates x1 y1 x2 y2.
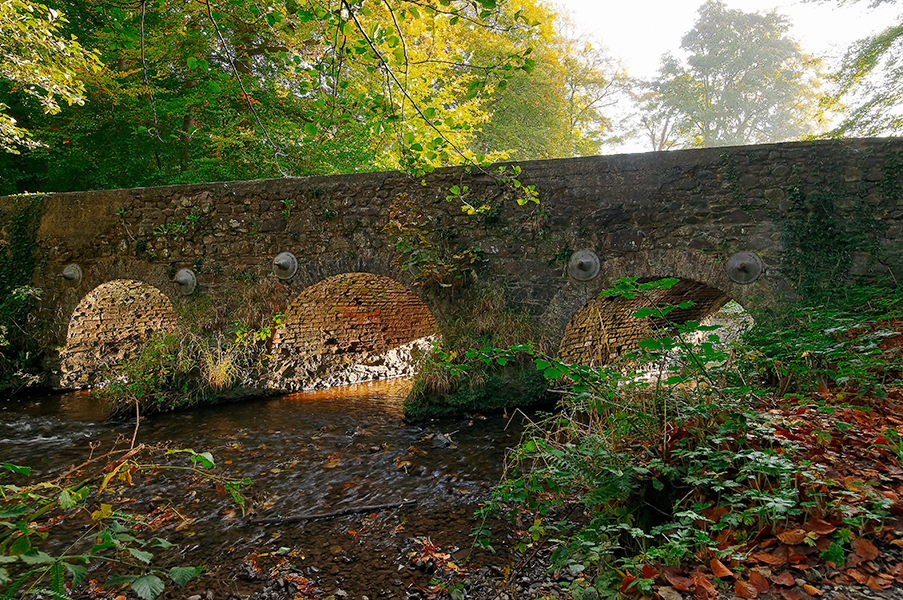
472 15 628 160
0 0 102 152
640 0 824 149
0 0 542 192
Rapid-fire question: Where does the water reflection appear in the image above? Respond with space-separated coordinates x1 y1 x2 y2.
1 378 520 524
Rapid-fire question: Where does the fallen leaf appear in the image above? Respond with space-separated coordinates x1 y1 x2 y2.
804 519 836 536
734 580 759 598
749 570 770 593
846 568 868 584
751 552 787 566
852 537 880 561
710 558 733 579
664 570 694 592
802 584 823 596
777 529 808 545
620 574 637 593
657 586 683 600
641 564 659 580
693 574 716 593
866 575 890 591
779 590 801 600
890 539 903 548
770 572 796 587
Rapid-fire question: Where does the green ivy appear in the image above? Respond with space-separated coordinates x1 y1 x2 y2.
779 144 897 300
0 194 46 391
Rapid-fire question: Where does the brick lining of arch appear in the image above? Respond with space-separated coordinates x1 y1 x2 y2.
59 280 176 388
558 279 730 366
270 272 438 390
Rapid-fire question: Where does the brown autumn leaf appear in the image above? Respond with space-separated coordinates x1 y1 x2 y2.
802 584 823 596
664 571 694 592
777 528 808 545
710 559 733 579
734 580 759 599
751 552 787 566
866 575 890 591
619 574 637 593
771 572 796 587
641 564 659 580
804 519 836 536
846 568 869 584
852 537 880 561
749 570 770 593
890 538 903 548
657 587 683 600
693 573 716 593
779 589 801 600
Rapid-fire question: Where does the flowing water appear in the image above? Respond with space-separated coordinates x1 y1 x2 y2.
1 380 528 599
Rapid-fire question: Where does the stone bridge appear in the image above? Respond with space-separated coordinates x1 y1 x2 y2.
3 137 902 392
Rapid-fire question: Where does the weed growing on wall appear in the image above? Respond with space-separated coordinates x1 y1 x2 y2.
385 194 483 288
471 279 903 599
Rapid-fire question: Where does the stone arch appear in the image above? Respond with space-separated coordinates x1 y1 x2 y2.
270 272 438 390
558 278 733 366
543 249 774 363
59 280 176 388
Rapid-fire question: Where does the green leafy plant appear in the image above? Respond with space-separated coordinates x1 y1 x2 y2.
96 312 281 417
0 447 250 600
280 198 294 221
470 277 888 592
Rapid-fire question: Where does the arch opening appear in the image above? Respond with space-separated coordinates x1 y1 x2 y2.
558 278 753 367
59 280 176 388
270 272 438 391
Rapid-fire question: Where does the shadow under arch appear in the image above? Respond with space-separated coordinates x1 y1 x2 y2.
269 272 438 391
59 279 176 388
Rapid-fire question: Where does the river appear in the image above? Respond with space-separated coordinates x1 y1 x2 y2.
1 380 530 600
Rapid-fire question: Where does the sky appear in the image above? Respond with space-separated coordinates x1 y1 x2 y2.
552 0 901 79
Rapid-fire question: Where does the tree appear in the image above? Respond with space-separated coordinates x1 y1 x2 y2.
641 0 824 149
0 0 101 152
472 13 628 160
816 0 903 135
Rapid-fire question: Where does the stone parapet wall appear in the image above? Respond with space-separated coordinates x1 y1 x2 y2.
2 137 902 385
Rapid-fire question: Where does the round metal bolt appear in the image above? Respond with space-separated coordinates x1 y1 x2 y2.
272 252 298 280
726 251 763 284
567 249 600 281
173 268 197 295
58 263 83 287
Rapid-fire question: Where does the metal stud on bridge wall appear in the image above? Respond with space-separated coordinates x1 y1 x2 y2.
273 252 298 280
725 251 763 284
568 249 600 281
173 268 197 295
58 264 83 287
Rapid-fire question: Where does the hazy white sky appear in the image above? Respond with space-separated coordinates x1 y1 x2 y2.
553 0 901 79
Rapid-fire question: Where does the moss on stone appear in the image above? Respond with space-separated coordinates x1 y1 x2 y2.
403 365 549 420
